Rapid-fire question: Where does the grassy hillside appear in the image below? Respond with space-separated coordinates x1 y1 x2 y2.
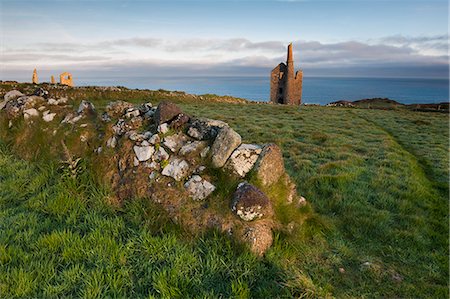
0 85 448 298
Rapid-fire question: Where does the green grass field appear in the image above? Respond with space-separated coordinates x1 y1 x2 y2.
0 86 448 298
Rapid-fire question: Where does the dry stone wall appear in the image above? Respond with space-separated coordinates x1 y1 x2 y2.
1 89 307 255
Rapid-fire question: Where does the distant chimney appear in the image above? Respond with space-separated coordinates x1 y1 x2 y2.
32 68 38 84
287 43 293 63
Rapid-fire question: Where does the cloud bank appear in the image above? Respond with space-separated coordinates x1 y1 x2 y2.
1 35 448 80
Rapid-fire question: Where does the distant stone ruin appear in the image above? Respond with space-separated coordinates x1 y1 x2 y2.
59 72 74 87
0 89 307 255
270 43 303 105
32 69 38 84
51 76 56 84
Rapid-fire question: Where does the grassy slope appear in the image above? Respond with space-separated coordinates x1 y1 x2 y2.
0 87 448 298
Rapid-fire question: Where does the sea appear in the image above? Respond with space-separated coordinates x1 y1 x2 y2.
76 76 449 105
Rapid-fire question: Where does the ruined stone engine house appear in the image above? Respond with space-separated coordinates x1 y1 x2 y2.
270 43 303 105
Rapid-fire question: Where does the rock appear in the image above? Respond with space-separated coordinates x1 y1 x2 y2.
133 145 155 162
148 134 160 145
184 175 216 200
133 157 140 167
112 119 126 135
23 108 39 120
179 141 208 156
187 117 228 140
1 90 23 109
170 113 190 130
34 87 49 98
200 146 210 158
210 126 241 168
157 123 169 134
253 144 285 186
48 98 57 105
161 158 190 181
153 101 182 125
38 106 46 111
61 113 83 124
231 183 273 221
4 90 24 102
106 100 134 117
163 133 188 153
241 222 273 256
106 136 117 148
77 100 95 115
298 196 307 206
153 146 169 161
225 144 262 177
101 112 111 122
42 112 56 122
57 97 68 105
125 108 140 118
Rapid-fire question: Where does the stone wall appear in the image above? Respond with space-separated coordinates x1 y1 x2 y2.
0 89 307 255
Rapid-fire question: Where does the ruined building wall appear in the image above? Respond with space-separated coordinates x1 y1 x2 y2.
60 72 74 87
270 44 302 105
270 63 286 104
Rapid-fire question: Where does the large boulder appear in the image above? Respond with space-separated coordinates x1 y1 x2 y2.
210 126 241 168
253 144 285 186
184 175 216 200
231 183 273 221
4 90 24 102
225 144 262 177
153 101 182 125
187 117 228 140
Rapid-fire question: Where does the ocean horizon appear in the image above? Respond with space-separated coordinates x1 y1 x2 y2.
64 76 448 105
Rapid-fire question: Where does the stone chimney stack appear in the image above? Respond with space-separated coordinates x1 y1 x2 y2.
287 42 293 63
285 43 295 102
32 68 38 84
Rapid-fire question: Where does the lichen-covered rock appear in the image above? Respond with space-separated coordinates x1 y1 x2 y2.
253 143 285 186
187 117 228 140
161 158 190 181
34 87 49 98
133 145 155 162
23 108 39 120
225 144 262 177
153 146 169 161
179 141 208 156
61 112 83 124
125 108 140 118
241 222 273 256
153 101 182 125
210 126 241 168
4 90 24 102
163 133 188 153
106 136 117 148
77 100 95 115
42 111 56 122
170 113 190 130
231 183 273 221
106 101 134 117
184 175 216 200
157 123 169 134
1 90 23 110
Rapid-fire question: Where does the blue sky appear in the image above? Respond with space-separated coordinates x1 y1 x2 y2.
1 0 448 81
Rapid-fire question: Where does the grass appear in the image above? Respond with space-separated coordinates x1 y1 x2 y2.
0 84 448 297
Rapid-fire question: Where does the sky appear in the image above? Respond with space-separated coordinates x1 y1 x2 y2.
0 0 448 82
